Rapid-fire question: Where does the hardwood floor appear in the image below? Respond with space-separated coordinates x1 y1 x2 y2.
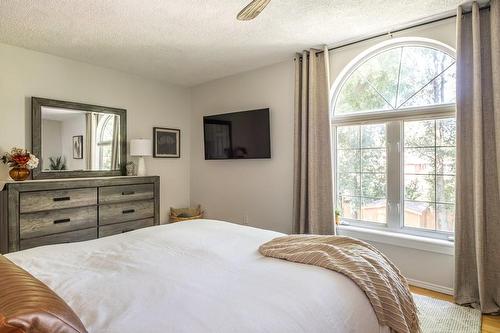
410 286 500 333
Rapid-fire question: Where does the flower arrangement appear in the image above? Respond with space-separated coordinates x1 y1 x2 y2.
1 148 39 181
1 148 39 169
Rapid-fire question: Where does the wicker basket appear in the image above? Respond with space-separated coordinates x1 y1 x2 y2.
169 205 204 223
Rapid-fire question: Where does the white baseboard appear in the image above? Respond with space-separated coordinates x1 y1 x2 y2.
408 278 453 295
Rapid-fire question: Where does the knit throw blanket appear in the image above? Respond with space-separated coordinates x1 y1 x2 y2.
259 235 420 333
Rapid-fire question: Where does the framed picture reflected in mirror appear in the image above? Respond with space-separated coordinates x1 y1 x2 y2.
72 135 83 159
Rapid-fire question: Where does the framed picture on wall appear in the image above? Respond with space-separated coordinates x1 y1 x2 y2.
72 135 83 159
153 127 180 158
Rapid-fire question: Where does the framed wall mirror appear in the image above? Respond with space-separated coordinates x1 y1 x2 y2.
32 97 127 179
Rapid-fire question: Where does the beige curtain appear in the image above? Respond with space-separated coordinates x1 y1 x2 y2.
110 115 120 170
455 0 500 314
293 46 334 235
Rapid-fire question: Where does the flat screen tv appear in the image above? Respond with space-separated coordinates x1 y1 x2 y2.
203 108 271 160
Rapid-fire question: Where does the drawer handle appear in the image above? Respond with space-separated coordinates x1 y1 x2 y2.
122 209 136 214
54 218 71 224
121 228 134 233
122 191 136 196
53 197 71 202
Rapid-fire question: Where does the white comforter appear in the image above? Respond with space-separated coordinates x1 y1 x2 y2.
6 220 388 333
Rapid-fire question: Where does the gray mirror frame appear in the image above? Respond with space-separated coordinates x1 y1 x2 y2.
32 97 127 179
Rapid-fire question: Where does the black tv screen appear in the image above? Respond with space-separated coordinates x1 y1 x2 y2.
204 108 271 160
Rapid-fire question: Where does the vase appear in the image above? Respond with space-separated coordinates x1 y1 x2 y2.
9 166 30 181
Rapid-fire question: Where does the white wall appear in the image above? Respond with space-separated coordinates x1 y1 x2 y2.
328 18 457 85
190 61 295 233
41 119 62 168
371 241 454 293
0 42 191 223
61 115 86 170
189 18 457 292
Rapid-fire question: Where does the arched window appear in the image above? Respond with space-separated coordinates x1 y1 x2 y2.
96 115 115 170
332 38 456 240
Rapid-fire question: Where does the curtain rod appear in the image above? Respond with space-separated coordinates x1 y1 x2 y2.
301 5 490 57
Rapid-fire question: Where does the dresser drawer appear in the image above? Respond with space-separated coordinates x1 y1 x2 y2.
20 188 97 213
99 219 154 238
20 206 97 239
99 200 154 225
20 228 97 250
99 184 154 204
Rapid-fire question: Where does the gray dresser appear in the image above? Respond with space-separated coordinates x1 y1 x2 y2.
0 176 160 254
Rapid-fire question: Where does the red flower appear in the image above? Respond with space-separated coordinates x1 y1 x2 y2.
12 154 30 166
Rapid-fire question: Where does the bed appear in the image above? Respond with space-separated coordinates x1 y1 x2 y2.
5 219 389 333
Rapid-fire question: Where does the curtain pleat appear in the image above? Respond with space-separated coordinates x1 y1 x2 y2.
110 115 120 170
293 46 334 235
85 113 96 170
454 0 500 314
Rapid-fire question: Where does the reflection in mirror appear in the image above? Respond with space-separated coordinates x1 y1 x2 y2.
41 107 121 172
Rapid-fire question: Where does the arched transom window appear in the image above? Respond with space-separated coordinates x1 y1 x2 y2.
331 38 456 240
333 38 456 115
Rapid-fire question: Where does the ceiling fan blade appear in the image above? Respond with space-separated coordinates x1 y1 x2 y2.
237 0 272 21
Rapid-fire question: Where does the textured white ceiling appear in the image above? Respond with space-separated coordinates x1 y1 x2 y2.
0 0 461 87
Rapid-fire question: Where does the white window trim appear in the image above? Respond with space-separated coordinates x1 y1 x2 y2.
330 37 457 241
333 104 455 125
336 225 454 256
332 114 456 241
96 115 114 170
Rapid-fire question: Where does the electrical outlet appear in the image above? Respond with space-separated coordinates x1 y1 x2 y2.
243 214 249 226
